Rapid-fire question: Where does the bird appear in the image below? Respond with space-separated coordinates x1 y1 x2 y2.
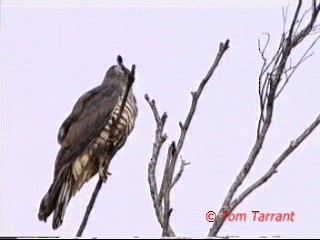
38 56 138 230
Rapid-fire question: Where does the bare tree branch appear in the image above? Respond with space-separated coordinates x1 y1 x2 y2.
287 0 302 41
232 113 320 209
171 157 191 190
282 5 289 34
294 7 312 36
145 95 175 236
76 59 136 237
161 142 176 236
146 39 230 237
76 174 104 237
275 34 320 98
208 1 320 237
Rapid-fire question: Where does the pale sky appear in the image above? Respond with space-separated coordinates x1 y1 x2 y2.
2 0 320 238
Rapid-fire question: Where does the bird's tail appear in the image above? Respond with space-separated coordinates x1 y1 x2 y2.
38 167 73 230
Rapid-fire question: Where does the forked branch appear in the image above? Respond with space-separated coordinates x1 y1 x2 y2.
146 40 230 237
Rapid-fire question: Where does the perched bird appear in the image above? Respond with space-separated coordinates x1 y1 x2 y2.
38 56 138 229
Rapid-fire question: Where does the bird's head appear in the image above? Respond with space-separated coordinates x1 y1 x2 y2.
102 55 131 88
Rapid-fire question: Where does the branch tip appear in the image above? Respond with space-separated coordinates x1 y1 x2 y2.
162 133 168 140
179 121 184 130
170 141 176 151
162 112 168 121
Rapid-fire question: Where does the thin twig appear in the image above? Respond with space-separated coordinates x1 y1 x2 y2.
282 5 289 34
76 175 103 237
287 0 302 42
231 113 320 210
294 7 313 36
171 157 191 189
159 142 176 204
162 142 176 236
276 34 320 98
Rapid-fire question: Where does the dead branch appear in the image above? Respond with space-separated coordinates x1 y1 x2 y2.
145 95 175 236
146 40 230 237
76 57 136 237
208 1 320 237
275 34 320 98
232 113 320 208
171 157 191 190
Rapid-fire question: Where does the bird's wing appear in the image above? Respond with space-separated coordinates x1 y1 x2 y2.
54 83 122 177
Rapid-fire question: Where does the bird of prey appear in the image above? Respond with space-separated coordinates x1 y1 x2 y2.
38 56 138 229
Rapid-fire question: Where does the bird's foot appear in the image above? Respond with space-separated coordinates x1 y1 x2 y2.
99 166 112 182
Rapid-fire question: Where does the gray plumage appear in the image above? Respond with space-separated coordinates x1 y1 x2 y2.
38 59 137 229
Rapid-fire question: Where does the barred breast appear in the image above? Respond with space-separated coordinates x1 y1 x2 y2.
71 91 137 194
97 91 137 148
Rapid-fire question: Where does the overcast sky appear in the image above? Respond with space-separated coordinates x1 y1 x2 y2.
2 0 320 238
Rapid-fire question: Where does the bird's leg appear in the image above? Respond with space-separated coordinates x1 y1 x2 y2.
98 157 112 182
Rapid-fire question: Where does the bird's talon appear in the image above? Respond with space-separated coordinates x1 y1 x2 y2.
99 167 111 182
